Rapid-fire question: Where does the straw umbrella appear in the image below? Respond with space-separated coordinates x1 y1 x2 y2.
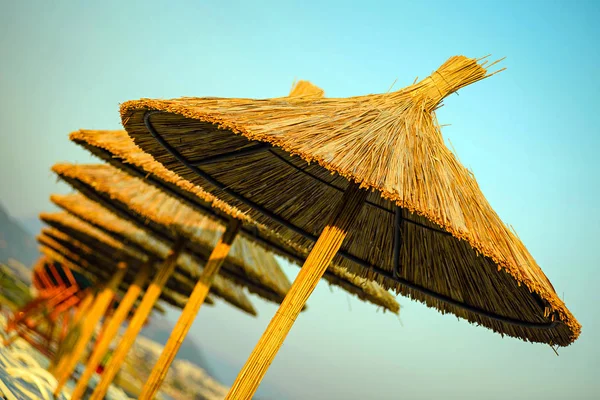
37 230 214 316
121 55 581 398
52 163 292 304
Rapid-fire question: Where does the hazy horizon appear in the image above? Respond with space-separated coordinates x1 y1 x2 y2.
1 1 598 399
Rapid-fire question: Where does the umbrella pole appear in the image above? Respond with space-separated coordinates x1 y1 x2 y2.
49 289 95 373
89 239 185 400
92 305 114 355
225 183 367 400
70 261 152 400
52 264 128 396
139 219 242 400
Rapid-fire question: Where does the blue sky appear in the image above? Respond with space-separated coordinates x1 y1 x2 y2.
1 1 599 399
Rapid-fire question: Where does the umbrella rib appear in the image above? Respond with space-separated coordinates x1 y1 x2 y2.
393 206 403 278
190 143 270 166
184 132 450 236
143 111 558 330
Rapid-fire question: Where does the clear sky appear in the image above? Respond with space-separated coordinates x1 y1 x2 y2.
1 1 599 399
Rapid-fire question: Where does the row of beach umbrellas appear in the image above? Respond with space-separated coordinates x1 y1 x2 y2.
30 54 578 400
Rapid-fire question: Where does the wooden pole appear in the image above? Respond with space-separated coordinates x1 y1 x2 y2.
225 183 367 400
53 264 127 396
70 261 152 400
49 289 95 373
139 220 241 399
89 240 185 400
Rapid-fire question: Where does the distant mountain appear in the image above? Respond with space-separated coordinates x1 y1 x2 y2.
140 313 216 378
0 201 39 279
17 216 44 238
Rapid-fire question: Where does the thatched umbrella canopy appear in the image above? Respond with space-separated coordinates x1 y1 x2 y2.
39 212 255 316
38 231 188 313
122 56 579 345
121 55 580 398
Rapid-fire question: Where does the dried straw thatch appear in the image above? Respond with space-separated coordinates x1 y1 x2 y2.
38 242 170 314
67 130 399 313
39 213 255 316
121 55 579 346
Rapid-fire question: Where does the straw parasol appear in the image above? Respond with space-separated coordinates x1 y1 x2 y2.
120 55 580 398
39 213 253 315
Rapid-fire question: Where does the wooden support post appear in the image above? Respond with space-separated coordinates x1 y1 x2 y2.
49 289 95 373
88 305 114 361
89 240 185 400
225 183 367 400
139 220 241 400
70 261 152 400
52 264 127 396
